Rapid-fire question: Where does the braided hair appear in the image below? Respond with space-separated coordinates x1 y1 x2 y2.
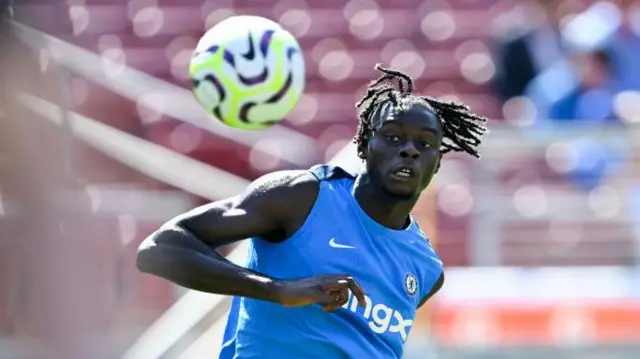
354 64 488 164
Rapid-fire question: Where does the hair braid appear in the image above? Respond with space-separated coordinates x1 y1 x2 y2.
354 63 488 162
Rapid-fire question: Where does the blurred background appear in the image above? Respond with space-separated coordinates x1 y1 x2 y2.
1 0 640 358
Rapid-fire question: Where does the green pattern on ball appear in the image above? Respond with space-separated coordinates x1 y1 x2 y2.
189 31 298 131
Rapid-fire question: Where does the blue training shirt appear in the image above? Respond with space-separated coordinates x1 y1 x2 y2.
219 165 444 359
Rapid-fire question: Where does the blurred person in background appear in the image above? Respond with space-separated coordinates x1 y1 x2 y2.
539 48 626 191
527 1 640 118
547 49 618 122
491 0 575 102
561 0 640 91
516 2 636 191
607 0 640 90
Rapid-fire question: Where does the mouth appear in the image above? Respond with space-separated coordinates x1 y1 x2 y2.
389 166 417 181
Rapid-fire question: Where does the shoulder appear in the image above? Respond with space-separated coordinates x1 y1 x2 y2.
309 164 356 181
240 169 320 241
417 271 444 309
240 165 354 240
408 227 444 306
409 221 435 250
246 164 354 202
242 169 320 209
247 169 319 191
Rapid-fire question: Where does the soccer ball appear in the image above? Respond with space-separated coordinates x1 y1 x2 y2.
189 16 305 130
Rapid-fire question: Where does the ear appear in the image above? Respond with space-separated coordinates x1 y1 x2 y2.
357 147 367 160
356 132 372 160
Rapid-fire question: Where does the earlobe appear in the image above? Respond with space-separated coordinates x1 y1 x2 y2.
357 143 369 160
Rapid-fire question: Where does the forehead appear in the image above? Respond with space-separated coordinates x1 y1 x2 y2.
373 101 441 133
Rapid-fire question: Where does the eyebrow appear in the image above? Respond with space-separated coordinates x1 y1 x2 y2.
377 121 438 135
419 126 438 136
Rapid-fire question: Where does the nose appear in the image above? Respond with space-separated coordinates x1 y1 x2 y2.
400 144 419 159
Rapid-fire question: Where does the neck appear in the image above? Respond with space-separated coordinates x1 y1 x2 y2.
352 172 419 230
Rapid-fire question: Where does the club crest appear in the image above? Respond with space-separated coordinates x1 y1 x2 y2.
405 273 418 296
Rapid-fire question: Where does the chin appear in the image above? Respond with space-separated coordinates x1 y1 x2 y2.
382 184 417 200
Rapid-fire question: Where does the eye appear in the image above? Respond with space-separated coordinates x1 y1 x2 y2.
386 134 401 144
420 140 433 148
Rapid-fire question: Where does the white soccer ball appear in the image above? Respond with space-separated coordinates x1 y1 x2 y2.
189 15 305 130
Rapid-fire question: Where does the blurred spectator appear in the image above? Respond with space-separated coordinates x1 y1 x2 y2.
519 2 637 192
608 0 640 90
535 48 626 191
525 1 640 122
491 0 570 102
547 49 618 122
562 1 640 91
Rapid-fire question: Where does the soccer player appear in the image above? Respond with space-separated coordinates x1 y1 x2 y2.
136 64 487 358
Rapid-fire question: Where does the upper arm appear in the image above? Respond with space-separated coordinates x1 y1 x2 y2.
418 271 444 309
166 170 319 248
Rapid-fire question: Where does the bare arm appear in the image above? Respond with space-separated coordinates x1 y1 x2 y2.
136 170 318 301
136 170 367 309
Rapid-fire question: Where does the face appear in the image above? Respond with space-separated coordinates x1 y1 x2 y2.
364 100 443 199
573 52 611 89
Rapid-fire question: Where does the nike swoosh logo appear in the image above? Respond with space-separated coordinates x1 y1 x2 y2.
242 33 255 60
329 238 356 249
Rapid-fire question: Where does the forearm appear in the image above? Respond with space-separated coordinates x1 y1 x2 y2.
136 227 279 302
